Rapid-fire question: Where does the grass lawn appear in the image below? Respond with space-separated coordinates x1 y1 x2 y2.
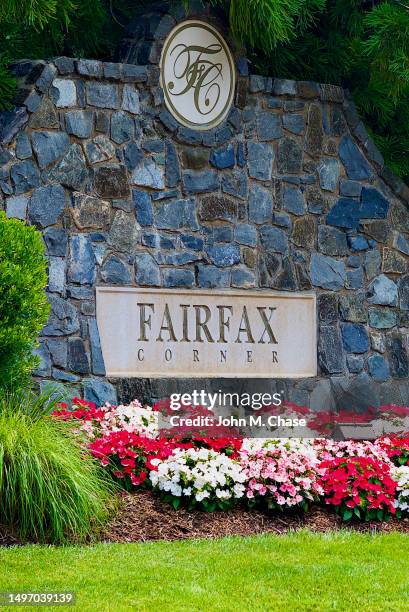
0 531 408 611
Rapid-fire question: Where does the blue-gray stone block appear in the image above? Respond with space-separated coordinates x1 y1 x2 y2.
399 275 409 311
221 171 248 200
368 274 398 306
282 186 306 215
247 142 274 180
48 257 66 294
32 131 70 169
340 179 362 197
197 264 230 288
339 135 372 180
394 233 409 256
68 337 90 374
68 235 95 285
101 255 131 284
165 140 180 188
11 160 40 193
182 170 219 194
134 252 161 286
28 184 65 228
6 194 28 220
259 226 288 255
142 232 176 250
180 234 204 251
133 190 153 226
162 268 195 288
15 133 32 159
65 111 93 138
249 185 273 224
347 355 364 373
364 249 381 280
347 255 361 268
155 198 199 230
341 323 369 354
283 113 304 134
33 342 52 377
256 112 282 141
0 106 28 146
348 235 368 251
83 378 117 406
273 212 292 229
47 338 67 369
213 226 233 242
368 354 390 382
317 158 340 192
318 225 348 256
231 266 256 288
360 187 389 219
210 144 235 169
88 318 106 377
236 142 246 167
41 295 79 337
235 224 257 247
43 227 67 256
310 253 346 291
207 243 241 267
111 111 134 144
346 268 364 289
326 197 360 229
369 307 398 329
273 79 297 96
86 82 119 109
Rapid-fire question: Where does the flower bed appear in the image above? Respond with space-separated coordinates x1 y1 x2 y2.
53 398 409 523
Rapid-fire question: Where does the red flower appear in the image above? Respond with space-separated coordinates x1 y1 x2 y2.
319 456 397 521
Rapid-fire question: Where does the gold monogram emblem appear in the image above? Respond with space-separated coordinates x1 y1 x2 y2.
167 43 223 116
160 21 235 130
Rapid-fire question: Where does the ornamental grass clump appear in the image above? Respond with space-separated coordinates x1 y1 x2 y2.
150 448 246 511
0 392 114 543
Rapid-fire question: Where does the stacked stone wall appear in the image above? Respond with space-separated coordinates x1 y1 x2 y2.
0 55 408 409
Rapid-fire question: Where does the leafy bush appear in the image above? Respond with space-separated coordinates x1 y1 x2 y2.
0 391 114 543
0 213 49 391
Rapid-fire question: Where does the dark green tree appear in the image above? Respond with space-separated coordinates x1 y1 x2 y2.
1 0 409 182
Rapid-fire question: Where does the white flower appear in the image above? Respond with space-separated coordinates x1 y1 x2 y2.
392 465 409 514
150 447 246 508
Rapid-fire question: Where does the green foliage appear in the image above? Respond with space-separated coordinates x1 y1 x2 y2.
1 0 409 182
227 0 326 51
0 389 114 543
0 0 137 109
235 0 409 184
0 213 49 391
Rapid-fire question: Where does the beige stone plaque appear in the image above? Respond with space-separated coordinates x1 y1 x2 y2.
96 288 317 378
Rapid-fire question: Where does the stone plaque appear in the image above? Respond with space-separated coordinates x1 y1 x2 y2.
160 20 236 130
96 288 317 378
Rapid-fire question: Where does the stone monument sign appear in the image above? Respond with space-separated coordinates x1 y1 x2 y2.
96 288 316 378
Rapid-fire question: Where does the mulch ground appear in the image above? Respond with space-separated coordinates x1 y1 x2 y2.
103 491 409 543
2 492 409 547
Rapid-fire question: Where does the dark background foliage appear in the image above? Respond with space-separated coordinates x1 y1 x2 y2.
1 0 408 182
